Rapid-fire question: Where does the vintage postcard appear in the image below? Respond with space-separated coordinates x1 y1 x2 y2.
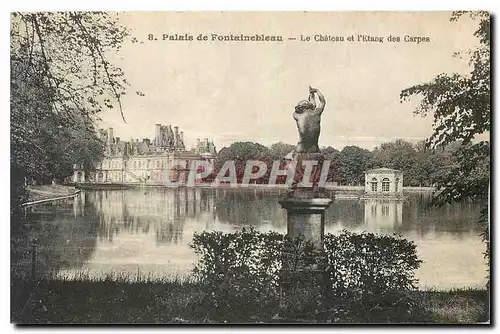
10 11 490 324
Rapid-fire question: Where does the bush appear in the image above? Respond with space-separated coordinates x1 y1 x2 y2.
323 231 422 322
190 228 422 322
191 229 283 321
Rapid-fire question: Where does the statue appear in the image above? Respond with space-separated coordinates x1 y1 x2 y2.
279 87 333 255
289 86 326 197
293 86 325 153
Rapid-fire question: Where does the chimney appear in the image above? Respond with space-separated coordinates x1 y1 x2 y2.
155 123 162 147
107 128 113 146
204 138 209 149
174 126 179 147
179 131 184 143
115 137 120 144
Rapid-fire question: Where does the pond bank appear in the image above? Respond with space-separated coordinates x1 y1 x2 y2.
11 276 489 324
23 185 80 207
69 183 436 200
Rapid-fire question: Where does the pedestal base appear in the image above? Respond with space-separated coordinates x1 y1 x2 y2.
279 198 333 248
279 197 334 308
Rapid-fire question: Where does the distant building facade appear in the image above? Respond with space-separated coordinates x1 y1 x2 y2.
72 124 217 184
364 168 403 196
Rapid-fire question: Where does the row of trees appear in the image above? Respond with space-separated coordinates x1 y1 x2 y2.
11 12 131 205
213 139 466 187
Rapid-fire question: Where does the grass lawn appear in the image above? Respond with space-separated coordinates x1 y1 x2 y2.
11 275 490 324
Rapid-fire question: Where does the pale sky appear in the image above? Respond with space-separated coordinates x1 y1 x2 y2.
97 12 481 150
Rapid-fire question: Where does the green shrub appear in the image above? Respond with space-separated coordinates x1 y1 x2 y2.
323 231 422 322
191 228 283 321
190 228 422 322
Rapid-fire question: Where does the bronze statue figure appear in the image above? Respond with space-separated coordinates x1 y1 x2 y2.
293 86 326 153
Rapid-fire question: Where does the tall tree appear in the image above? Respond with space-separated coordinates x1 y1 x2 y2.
372 139 418 186
214 142 272 183
269 142 295 160
410 141 439 187
400 11 490 201
11 12 131 190
322 146 341 183
10 12 132 248
400 12 490 279
337 146 373 186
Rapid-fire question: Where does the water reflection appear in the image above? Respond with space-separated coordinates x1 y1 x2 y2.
20 188 487 289
22 196 100 277
363 199 403 231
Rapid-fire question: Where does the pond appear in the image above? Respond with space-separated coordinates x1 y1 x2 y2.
19 188 487 290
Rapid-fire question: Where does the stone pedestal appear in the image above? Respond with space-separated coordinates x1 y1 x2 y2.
278 197 333 308
279 198 332 248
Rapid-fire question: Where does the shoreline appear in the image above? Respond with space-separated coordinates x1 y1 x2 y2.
72 182 436 193
22 185 81 207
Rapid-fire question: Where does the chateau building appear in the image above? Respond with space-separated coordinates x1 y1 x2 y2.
73 124 217 184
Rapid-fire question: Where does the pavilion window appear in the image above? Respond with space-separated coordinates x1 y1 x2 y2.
382 178 390 192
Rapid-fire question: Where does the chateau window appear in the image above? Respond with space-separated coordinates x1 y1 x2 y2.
395 178 399 192
382 178 390 192
371 178 378 192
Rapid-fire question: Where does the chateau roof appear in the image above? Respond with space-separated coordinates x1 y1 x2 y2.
366 167 402 174
137 142 149 154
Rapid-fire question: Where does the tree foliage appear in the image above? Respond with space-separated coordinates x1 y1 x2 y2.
213 140 461 187
11 12 131 185
214 142 272 183
400 11 490 201
400 12 489 149
269 142 295 160
337 146 373 185
400 11 490 279
372 139 417 185
11 12 130 120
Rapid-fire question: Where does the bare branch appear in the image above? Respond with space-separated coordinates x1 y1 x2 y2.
70 12 127 123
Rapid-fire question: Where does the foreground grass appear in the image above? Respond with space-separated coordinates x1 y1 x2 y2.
11 275 489 324
12 275 205 324
412 289 490 324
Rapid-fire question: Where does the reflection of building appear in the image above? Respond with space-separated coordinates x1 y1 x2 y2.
363 199 403 230
82 188 215 245
72 125 216 184
364 168 403 197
